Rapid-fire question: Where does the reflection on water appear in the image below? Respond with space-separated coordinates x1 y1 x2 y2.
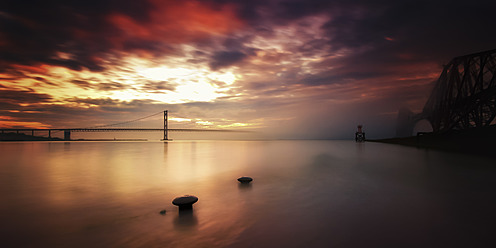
174 209 198 230
238 183 253 191
1 140 496 247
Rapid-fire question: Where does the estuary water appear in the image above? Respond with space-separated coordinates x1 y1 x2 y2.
1 140 495 247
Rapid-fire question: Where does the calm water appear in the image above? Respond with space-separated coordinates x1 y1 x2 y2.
1 140 496 247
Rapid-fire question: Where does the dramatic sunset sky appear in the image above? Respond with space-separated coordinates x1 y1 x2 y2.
1 0 495 139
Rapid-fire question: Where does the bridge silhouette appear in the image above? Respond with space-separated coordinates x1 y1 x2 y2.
397 49 496 137
0 110 245 141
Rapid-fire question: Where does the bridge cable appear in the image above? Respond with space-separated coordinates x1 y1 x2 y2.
81 111 164 129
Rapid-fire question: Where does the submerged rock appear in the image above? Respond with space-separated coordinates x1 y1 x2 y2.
172 195 198 210
237 177 253 184
159 209 167 215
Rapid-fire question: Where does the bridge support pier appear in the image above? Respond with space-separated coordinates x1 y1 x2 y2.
64 130 71 141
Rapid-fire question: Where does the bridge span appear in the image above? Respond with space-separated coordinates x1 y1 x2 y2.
397 49 496 137
0 111 248 141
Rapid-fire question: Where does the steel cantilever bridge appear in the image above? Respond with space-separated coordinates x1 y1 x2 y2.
0 110 245 141
396 49 496 137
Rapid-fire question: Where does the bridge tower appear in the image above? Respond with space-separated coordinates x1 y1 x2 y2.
162 110 169 141
64 130 71 141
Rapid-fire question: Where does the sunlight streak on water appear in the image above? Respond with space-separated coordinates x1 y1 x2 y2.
1 140 496 247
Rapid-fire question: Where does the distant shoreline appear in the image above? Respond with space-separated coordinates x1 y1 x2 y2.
0 132 63 141
368 125 496 158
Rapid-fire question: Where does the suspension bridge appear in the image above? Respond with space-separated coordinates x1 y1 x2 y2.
0 110 245 141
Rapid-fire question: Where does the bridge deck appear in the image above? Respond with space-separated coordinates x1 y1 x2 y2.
0 128 243 132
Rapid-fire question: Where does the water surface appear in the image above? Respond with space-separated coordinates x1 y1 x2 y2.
1 140 495 247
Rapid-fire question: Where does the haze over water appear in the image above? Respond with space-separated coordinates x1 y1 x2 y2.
1 140 495 247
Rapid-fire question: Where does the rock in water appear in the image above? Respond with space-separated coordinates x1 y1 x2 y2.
159 209 167 215
237 177 253 184
172 195 198 210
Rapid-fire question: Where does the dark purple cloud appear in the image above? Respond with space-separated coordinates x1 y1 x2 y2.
209 51 247 70
71 80 92 89
0 88 52 104
140 81 176 92
317 0 496 64
2 0 495 73
0 0 180 73
97 82 130 91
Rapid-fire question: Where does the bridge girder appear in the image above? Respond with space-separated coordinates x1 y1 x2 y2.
418 49 496 133
424 49 496 132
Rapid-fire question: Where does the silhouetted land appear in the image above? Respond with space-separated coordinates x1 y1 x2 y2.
369 125 496 158
0 132 63 141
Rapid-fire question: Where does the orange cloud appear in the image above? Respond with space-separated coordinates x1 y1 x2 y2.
0 119 52 129
12 64 50 74
108 0 243 45
0 116 15 120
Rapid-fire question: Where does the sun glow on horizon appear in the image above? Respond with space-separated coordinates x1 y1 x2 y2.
2 54 242 105
137 67 196 81
134 60 239 103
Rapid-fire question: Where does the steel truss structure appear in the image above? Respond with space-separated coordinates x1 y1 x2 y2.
409 49 496 134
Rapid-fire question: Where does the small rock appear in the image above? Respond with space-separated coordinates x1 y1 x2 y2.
237 176 253 184
172 195 198 210
159 209 167 215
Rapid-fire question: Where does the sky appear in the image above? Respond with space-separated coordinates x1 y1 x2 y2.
1 0 496 139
